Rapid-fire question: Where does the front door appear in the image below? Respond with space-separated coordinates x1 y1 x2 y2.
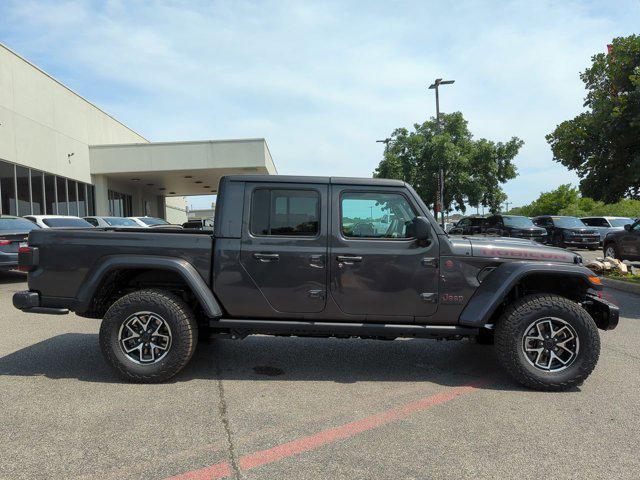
329 186 439 320
240 183 328 313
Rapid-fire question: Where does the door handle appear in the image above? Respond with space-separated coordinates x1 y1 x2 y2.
253 253 280 262
336 255 362 263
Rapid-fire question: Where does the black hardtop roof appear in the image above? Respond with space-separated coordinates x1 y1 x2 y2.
221 174 406 187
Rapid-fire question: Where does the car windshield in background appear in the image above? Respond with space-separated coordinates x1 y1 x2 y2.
42 218 93 228
553 217 586 228
503 216 535 228
141 217 169 226
0 218 40 232
609 218 634 227
105 217 139 227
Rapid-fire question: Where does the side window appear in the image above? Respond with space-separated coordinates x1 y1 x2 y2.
250 189 319 236
581 218 594 226
85 218 99 226
341 191 417 239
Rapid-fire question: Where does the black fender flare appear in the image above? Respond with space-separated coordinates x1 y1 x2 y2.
75 255 223 318
458 261 600 327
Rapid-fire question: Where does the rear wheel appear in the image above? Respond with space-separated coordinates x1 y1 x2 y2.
99 289 198 383
495 294 600 391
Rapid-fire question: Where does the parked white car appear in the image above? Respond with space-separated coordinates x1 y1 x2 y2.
127 216 182 228
24 215 94 229
84 216 142 228
580 216 635 244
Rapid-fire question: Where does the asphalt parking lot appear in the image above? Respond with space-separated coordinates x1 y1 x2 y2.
1 271 639 480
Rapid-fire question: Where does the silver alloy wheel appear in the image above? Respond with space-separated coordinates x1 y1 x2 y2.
604 246 616 259
522 317 579 372
118 311 172 365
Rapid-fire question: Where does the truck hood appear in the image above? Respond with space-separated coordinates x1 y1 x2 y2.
467 236 579 264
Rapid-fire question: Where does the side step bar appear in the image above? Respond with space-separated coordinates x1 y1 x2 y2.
208 318 478 339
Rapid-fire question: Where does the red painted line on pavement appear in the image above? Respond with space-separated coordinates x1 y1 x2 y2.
166 380 485 480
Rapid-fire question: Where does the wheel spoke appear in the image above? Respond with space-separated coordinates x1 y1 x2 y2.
119 311 172 365
522 317 579 372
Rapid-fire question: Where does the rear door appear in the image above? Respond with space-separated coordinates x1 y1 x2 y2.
240 183 328 313
329 185 439 321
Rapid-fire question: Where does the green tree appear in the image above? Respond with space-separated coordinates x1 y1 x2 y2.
374 112 522 213
514 184 580 217
546 35 640 202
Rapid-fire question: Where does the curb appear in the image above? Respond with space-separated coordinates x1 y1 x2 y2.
602 277 640 296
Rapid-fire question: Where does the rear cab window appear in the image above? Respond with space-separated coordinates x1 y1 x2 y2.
250 189 319 236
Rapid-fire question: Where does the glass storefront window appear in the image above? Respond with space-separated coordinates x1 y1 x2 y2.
16 165 31 216
45 174 56 214
68 180 78 216
31 170 45 215
78 183 87 217
0 161 16 216
87 185 95 216
56 176 68 215
0 162 95 217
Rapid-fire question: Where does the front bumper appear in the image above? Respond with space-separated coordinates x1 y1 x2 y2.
583 294 619 330
564 240 599 248
13 290 68 315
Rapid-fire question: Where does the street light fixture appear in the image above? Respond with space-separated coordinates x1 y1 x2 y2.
428 78 455 228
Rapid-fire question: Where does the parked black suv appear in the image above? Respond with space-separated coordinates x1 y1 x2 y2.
14 175 618 390
532 215 600 250
603 220 640 260
483 215 547 243
448 216 485 235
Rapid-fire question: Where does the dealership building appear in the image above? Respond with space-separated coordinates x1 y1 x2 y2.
0 44 277 223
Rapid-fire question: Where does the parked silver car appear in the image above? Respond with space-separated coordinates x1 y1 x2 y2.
83 216 142 228
580 216 635 244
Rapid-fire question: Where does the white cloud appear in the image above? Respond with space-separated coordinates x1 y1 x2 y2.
1 0 638 210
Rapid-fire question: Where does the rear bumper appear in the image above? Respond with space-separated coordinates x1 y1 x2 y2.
583 294 619 330
13 290 69 315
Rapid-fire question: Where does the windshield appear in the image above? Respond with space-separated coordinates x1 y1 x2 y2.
42 218 93 228
503 216 535 228
609 218 634 227
0 218 40 232
105 217 140 227
553 217 586 228
140 217 169 226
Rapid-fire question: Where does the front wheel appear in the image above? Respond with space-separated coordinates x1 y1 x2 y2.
495 294 600 391
604 244 618 259
99 289 198 383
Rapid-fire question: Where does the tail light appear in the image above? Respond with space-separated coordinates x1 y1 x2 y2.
0 239 11 246
18 245 38 272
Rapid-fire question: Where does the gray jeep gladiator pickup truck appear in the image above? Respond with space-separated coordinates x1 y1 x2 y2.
13 175 618 390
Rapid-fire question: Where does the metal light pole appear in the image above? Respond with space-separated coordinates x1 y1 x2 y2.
428 78 455 228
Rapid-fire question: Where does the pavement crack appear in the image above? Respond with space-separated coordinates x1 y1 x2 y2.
216 362 243 479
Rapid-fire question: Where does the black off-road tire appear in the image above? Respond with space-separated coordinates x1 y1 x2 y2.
99 289 198 383
495 294 600 391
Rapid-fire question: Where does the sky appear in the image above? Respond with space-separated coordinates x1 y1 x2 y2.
1 0 638 211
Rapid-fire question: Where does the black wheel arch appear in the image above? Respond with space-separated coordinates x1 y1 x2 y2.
75 256 223 319
459 261 601 329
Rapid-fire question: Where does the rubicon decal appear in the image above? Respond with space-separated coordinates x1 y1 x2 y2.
478 247 571 262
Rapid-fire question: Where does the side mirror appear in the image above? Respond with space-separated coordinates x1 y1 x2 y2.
408 216 431 245
624 224 632 231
